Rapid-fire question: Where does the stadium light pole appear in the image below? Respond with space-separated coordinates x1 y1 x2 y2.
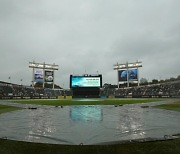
53 69 55 89
113 62 120 89
8 76 11 83
137 66 140 86
43 62 45 88
117 68 119 89
29 61 59 89
126 62 129 87
32 62 35 87
20 79 23 85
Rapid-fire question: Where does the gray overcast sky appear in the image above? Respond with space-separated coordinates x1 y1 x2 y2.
0 0 180 88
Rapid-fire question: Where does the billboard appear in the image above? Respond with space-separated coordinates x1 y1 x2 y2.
128 69 138 80
34 69 43 83
45 71 54 83
70 75 102 88
118 69 137 81
118 70 127 81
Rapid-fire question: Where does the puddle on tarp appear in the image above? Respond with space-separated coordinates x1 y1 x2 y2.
0 100 180 145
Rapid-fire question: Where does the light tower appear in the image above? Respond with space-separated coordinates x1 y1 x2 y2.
113 61 142 88
29 61 59 89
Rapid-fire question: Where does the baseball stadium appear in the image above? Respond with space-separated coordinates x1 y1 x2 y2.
1 0 180 153
0 61 180 154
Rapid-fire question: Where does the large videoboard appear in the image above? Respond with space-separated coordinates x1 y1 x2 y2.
118 69 138 82
70 75 102 88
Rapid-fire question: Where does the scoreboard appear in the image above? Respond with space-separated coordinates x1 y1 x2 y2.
70 75 102 88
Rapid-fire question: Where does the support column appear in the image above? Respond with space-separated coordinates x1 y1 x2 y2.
43 63 45 88
32 67 34 87
137 67 140 86
126 62 129 87
53 70 55 89
117 69 119 89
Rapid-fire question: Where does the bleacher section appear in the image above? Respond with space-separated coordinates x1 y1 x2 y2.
101 81 180 98
0 81 66 99
0 80 180 99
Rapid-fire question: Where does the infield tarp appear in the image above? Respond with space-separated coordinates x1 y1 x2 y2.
0 100 180 145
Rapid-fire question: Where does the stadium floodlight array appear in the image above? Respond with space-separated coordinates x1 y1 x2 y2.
113 61 142 70
29 62 58 70
29 61 59 89
113 61 142 88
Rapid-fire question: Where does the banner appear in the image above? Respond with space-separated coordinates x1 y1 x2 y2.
45 70 54 83
118 70 127 81
34 69 43 83
128 69 138 80
118 69 138 82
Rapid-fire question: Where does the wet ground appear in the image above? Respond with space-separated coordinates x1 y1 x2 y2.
0 99 180 145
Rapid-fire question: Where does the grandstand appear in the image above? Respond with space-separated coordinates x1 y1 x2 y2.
0 81 65 99
101 80 180 98
0 77 180 99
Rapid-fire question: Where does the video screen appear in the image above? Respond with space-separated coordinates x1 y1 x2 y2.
34 69 43 83
70 75 102 88
118 69 137 81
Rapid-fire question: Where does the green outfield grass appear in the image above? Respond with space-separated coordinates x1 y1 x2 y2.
8 98 164 106
154 101 180 112
0 104 22 114
0 138 180 154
